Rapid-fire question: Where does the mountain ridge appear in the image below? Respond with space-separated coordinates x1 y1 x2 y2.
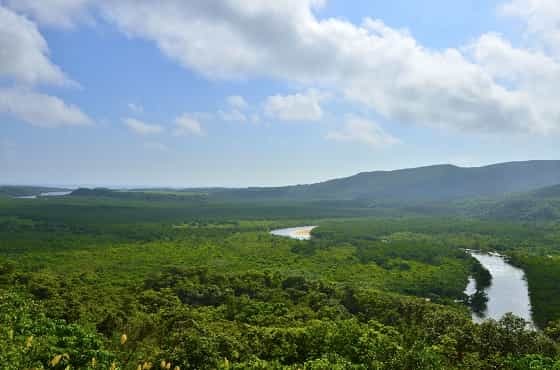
209 160 560 203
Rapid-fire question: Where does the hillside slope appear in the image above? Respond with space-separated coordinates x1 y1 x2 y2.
469 183 560 221
211 160 560 203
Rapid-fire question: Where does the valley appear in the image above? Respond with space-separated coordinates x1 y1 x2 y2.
3 161 560 368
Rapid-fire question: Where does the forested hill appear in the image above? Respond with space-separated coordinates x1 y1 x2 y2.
210 160 560 203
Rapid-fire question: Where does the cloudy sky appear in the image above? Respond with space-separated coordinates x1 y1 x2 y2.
2 0 560 187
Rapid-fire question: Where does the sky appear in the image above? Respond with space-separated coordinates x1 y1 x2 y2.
1 0 560 187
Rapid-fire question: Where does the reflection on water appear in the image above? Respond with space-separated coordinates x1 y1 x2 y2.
467 251 533 325
464 277 477 296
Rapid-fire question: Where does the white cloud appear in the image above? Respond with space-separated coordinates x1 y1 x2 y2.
466 34 560 134
0 6 72 85
0 87 92 128
264 89 327 122
326 116 399 148
124 118 163 135
500 0 560 54
4 0 93 28
100 1 328 80
0 6 90 130
174 114 204 136
226 95 248 110
469 33 560 82
219 95 250 122
128 102 144 113
93 0 553 133
7 0 560 134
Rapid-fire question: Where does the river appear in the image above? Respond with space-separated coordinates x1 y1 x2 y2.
15 191 72 199
270 228 534 325
466 251 534 325
270 226 317 240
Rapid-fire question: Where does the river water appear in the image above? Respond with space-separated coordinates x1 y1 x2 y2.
15 191 72 199
270 228 534 325
467 251 533 325
270 226 317 240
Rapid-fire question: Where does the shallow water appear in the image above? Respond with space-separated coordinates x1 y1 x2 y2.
467 251 533 325
40 191 72 197
14 191 71 199
270 226 317 240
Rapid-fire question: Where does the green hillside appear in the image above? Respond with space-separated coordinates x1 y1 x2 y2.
465 183 560 221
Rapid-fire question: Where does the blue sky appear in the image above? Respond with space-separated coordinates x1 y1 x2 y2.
1 0 560 187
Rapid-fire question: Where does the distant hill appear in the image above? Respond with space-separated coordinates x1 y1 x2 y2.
469 182 560 221
210 161 560 203
70 188 207 203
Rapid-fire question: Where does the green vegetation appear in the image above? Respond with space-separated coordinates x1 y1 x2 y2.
509 254 560 328
2 186 560 368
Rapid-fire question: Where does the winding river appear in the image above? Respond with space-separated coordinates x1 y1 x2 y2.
466 251 534 325
270 226 317 240
271 227 534 325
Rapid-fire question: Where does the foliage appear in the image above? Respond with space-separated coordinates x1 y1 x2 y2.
1 196 560 368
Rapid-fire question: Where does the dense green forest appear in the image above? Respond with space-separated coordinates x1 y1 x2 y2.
2 185 560 368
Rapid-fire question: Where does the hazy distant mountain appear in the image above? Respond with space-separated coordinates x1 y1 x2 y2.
211 160 560 203
530 184 560 199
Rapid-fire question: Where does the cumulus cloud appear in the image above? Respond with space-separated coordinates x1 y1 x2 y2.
174 114 204 136
264 89 327 122
0 87 92 128
467 33 560 133
227 95 248 110
0 6 91 130
326 116 399 148
94 0 555 133
124 118 163 135
0 6 72 85
7 0 560 134
4 0 93 28
469 33 560 82
218 95 250 122
500 0 560 54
